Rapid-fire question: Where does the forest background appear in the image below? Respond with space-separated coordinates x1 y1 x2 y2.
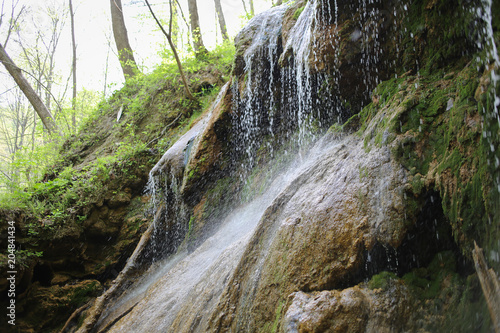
0 0 276 197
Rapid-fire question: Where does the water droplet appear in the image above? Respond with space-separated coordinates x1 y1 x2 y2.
446 98 454 111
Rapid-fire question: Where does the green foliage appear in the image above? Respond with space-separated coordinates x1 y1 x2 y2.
0 88 103 202
15 249 44 268
0 35 235 275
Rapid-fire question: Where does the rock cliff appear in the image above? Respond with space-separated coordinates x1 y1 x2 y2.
1 0 499 332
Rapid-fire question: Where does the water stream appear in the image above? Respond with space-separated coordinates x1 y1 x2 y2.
106 134 334 332
92 0 500 331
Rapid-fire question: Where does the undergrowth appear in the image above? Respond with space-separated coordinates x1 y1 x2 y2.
0 41 235 241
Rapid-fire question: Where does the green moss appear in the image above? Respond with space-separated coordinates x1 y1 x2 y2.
402 269 431 290
442 274 492 332
292 5 305 20
411 173 425 195
401 0 478 75
368 271 398 290
271 301 285 333
402 251 455 300
69 281 102 307
400 250 491 332
186 215 195 241
357 59 494 260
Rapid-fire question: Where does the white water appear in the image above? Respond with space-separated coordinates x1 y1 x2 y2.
92 0 500 331
233 3 288 170
142 83 231 258
476 0 500 195
282 0 317 143
106 134 331 332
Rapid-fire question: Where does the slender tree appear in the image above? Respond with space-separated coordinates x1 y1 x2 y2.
37 4 66 118
174 0 190 41
0 43 59 135
187 0 207 57
144 0 196 101
249 0 254 16
15 2 68 126
170 0 179 48
69 0 77 129
110 0 139 79
241 0 254 17
214 0 228 41
241 0 248 16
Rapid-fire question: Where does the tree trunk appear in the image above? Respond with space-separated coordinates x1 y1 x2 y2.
171 2 178 49
69 0 77 129
214 0 228 41
276 0 283 5
249 0 254 16
187 0 207 57
0 43 59 135
110 0 139 79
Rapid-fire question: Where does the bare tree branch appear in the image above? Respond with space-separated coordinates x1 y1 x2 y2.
69 0 77 129
2 0 25 48
173 0 190 36
144 0 197 101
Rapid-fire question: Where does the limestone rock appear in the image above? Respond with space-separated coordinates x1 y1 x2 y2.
284 283 414 333
208 135 408 331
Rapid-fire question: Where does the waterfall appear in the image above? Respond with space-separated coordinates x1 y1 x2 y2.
143 168 187 260
106 132 365 333
231 3 288 171
474 0 500 264
141 82 231 261
476 0 500 190
82 1 500 331
231 0 349 174
91 1 391 330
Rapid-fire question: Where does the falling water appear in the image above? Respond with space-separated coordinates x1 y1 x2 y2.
476 0 500 185
142 82 230 260
105 134 336 332
95 2 378 329
232 0 348 174
281 0 318 143
87 0 500 331
231 4 288 171
473 0 500 265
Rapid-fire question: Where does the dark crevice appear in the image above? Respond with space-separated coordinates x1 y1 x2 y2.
33 263 54 287
346 190 471 288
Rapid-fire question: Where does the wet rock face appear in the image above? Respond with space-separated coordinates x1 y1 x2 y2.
41 0 495 331
260 141 407 289
182 83 234 199
208 136 409 331
279 0 398 111
284 284 414 333
228 0 400 170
